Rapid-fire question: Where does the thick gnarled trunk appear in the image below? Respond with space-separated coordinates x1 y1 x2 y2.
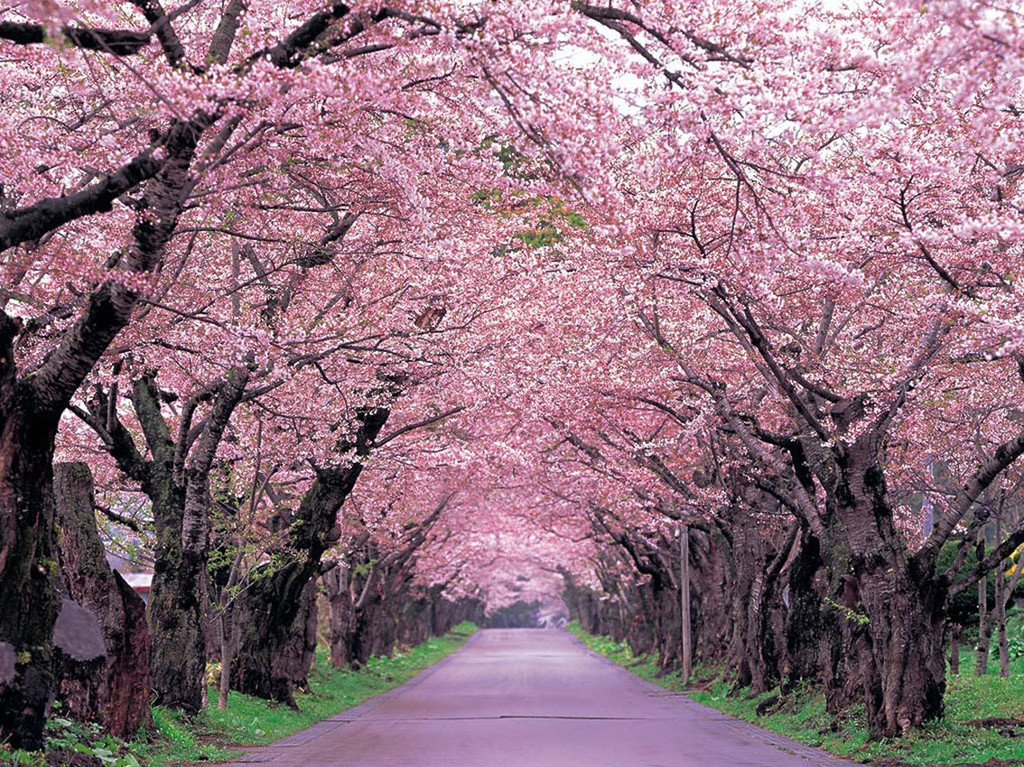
725 521 782 694
230 567 320 705
818 440 947 736
0 407 62 750
836 549 946 735
80 365 250 713
148 516 209 712
784 531 829 691
150 462 233 711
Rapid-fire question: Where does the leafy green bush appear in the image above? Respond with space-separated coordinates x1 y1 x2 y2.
1009 628 1024 661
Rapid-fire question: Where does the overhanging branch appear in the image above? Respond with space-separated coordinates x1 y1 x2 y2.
0 20 151 55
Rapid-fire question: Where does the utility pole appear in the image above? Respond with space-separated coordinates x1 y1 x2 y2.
680 522 692 685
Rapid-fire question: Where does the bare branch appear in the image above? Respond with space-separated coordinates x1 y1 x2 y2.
0 149 161 253
0 20 151 55
374 406 466 448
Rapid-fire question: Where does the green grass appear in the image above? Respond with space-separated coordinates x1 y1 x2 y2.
568 620 1024 766
1 622 477 767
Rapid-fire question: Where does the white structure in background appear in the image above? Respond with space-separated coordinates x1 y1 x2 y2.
105 552 154 603
119 572 153 603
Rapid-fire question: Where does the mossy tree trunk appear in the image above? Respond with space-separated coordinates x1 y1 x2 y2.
0 401 62 751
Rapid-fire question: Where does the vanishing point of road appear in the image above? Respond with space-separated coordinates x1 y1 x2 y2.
226 629 852 767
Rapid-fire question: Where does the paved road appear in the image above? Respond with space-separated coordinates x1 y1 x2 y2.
226 629 852 767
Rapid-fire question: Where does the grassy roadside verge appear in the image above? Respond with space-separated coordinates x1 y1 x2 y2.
3 622 477 767
567 621 1024 767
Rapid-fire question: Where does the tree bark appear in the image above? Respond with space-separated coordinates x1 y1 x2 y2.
689 525 734 665
783 530 827 691
994 512 1009 677
324 565 356 668
818 439 947 737
680 524 692 684
218 608 233 712
230 571 319 705
0 404 63 750
147 493 208 712
53 463 154 738
975 530 991 676
141 378 208 714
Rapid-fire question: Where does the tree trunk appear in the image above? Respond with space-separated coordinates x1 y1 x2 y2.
230 568 319 705
949 623 960 676
725 523 765 691
726 520 791 696
818 440 947 737
688 527 733 665
231 395 394 697
324 566 355 668
128 365 249 713
854 566 946 737
215 547 244 712
783 530 827 691
994 511 1009 677
218 610 233 712
324 560 381 670
996 575 1009 677
287 578 320 690
975 530 991 676
680 525 692 684
148 488 209 712
53 462 153 738
0 406 62 750
350 598 381 667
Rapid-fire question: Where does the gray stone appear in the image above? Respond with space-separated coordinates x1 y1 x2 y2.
53 599 106 663
0 641 15 686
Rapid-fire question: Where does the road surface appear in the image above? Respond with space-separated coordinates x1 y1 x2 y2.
226 629 852 766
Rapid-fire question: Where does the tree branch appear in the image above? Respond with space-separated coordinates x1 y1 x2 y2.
128 0 188 67
916 427 1024 571
0 20 151 55
0 149 161 253
948 522 1024 598
374 406 466 448
94 502 144 533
